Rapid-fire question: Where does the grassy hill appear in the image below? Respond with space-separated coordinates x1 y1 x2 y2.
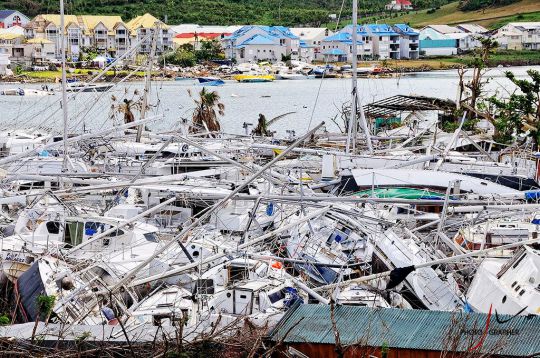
1 0 452 26
385 0 540 29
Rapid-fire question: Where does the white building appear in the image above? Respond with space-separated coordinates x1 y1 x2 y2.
290 28 333 62
321 24 401 61
385 0 413 11
0 10 30 29
321 30 371 62
419 27 458 56
392 24 419 59
24 13 171 59
494 22 540 50
222 26 300 63
365 24 401 59
423 24 483 52
0 47 11 75
126 13 172 55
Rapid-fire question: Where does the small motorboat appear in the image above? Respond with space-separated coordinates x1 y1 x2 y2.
276 72 308 80
197 77 225 86
65 82 114 92
1 88 54 96
233 73 275 83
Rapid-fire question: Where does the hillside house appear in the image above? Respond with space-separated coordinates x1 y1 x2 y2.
0 10 29 29
493 22 540 50
385 0 413 11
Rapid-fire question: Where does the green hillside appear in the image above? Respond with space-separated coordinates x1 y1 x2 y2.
1 0 451 26
385 0 540 28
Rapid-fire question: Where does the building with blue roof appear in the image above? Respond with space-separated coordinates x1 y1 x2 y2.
291 28 333 62
0 10 29 29
321 27 371 63
364 23 401 59
393 24 420 59
321 23 403 62
221 25 300 63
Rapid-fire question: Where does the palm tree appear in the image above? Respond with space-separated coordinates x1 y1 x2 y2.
188 88 224 136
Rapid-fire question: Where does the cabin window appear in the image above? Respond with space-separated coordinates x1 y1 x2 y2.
239 294 247 299
143 232 158 242
515 285 521 292
194 279 214 295
85 222 103 236
268 290 285 304
229 265 248 283
519 289 525 296
46 221 61 234
502 295 507 303
511 281 517 288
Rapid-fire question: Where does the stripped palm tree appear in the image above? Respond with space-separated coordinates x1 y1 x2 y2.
188 88 224 136
252 111 296 136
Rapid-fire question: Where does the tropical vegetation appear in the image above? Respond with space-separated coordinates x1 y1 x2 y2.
7 0 452 26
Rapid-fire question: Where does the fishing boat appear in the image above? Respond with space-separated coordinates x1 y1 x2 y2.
233 73 275 83
197 77 225 86
1 88 53 96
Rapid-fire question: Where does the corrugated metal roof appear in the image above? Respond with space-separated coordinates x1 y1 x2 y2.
270 304 540 357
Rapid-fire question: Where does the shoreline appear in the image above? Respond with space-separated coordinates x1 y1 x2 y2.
1 61 538 84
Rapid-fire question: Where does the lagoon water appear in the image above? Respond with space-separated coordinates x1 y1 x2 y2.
1 65 538 137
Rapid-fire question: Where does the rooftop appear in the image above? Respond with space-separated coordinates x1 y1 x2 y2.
0 10 18 19
270 304 540 357
126 13 169 30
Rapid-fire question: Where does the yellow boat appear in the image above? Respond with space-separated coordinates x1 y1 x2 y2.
233 74 275 83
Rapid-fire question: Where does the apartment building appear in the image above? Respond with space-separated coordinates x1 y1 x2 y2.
126 13 172 55
392 24 419 59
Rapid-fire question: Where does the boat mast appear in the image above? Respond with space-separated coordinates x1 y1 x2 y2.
346 0 373 154
136 22 160 143
60 0 69 171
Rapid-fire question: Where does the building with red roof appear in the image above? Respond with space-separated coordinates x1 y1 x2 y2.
385 0 413 11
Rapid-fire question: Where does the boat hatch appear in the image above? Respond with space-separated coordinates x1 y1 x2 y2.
143 232 159 242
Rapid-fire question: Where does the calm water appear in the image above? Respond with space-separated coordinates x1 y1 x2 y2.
1 66 538 137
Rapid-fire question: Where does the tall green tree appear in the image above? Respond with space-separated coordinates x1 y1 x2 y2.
489 70 540 147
